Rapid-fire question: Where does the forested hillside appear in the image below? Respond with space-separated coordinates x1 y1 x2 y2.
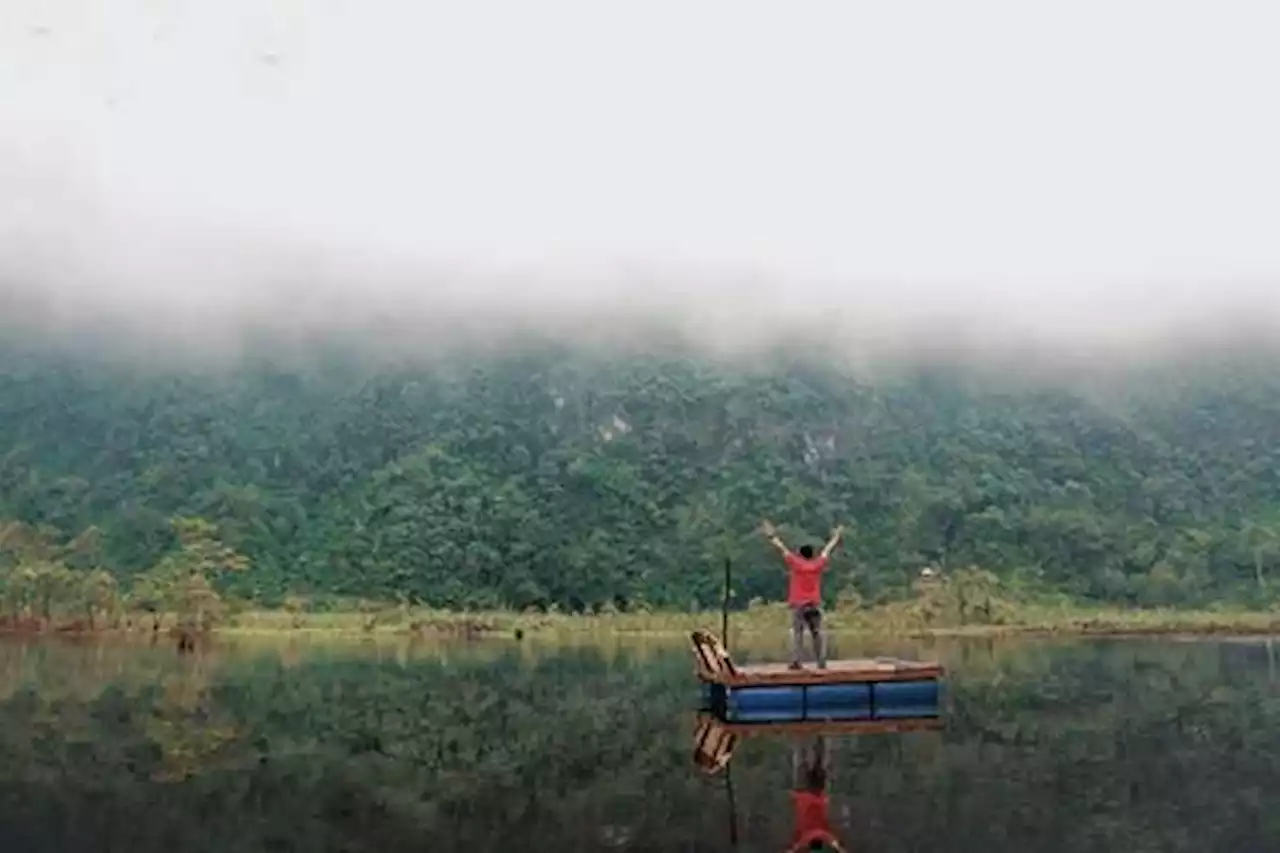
1 337 1279 612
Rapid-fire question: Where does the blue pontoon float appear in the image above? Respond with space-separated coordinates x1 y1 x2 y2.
691 630 945 725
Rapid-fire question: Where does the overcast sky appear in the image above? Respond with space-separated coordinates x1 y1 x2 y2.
2 1 1278 358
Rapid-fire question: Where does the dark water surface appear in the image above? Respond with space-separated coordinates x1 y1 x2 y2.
0 632 1278 852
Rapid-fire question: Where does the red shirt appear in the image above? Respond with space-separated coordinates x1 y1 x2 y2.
785 552 828 606
790 790 838 851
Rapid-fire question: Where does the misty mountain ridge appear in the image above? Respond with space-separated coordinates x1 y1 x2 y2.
0 330 1278 611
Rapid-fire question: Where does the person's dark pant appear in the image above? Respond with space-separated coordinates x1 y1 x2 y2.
790 603 826 667
792 735 829 790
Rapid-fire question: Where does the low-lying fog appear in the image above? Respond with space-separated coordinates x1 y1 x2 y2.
2 1 1278 369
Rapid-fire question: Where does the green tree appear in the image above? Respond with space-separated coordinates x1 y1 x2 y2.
130 517 250 630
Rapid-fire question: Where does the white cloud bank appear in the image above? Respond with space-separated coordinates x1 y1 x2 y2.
2 1 1278 363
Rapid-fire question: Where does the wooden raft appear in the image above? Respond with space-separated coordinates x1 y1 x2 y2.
690 630 944 687
692 713 943 775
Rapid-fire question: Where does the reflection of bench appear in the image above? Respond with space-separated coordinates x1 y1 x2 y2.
690 630 739 682
692 713 739 774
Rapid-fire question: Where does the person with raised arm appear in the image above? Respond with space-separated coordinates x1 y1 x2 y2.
761 520 843 670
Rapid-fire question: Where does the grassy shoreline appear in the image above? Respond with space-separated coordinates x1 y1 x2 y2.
215 602 1280 641
5 602 1280 644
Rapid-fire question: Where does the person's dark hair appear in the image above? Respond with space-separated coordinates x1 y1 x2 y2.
808 841 826 851
799 544 814 559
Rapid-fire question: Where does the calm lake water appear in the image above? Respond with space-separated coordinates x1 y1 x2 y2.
0 632 1277 851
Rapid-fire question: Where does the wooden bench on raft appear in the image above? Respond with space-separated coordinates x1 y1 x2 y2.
690 630 945 687
690 630 739 682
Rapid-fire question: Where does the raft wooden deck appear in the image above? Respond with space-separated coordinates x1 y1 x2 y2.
717 657 943 686
690 630 944 687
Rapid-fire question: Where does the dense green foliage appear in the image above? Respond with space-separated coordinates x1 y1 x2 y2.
2 337 1279 611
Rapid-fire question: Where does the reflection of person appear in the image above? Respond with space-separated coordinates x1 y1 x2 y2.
761 521 843 669
789 736 845 852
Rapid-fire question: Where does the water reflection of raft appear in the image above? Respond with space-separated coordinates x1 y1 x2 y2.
693 712 943 774
695 712 944 747
692 711 942 851
691 630 944 725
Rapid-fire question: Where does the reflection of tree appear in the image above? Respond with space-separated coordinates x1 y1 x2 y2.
145 649 243 784
1 639 1279 849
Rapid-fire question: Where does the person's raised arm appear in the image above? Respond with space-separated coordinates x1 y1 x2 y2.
820 525 844 559
760 519 792 557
